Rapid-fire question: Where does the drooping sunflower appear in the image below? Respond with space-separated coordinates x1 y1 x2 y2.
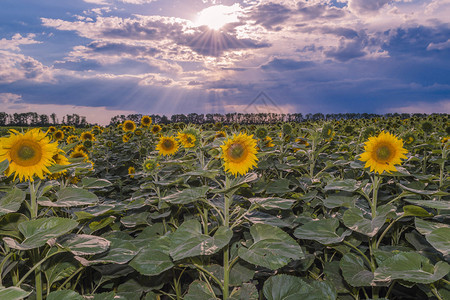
255 127 268 139
128 166 136 179
141 116 152 127
80 131 95 142
66 135 78 144
143 158 159 173
123 120 136 132
220 133 258 176
156 136 179 156
151 125 162 134
53 130 64 141
359 131 407 174
122 135 130 143
0 128 59 181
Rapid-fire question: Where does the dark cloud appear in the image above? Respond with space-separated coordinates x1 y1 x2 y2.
245 2 292 31
261 58 314 71
348 0 390 14
296 2 345 21
324 37 367 62
87 41 161 56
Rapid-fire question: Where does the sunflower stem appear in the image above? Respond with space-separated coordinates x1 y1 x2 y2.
371 175 381 219
29 181 38 219
222 177 232 300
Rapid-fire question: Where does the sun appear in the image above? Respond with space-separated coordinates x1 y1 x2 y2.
194 4 241 30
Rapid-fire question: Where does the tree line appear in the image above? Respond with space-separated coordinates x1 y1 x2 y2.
0 112 88 127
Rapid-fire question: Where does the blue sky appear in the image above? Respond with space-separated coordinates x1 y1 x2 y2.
1 0 449 124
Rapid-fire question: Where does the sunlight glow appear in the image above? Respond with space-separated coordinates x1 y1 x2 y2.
194 4 241 30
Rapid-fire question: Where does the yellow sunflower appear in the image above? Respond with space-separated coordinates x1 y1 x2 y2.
74 144 89 154
122 135 130 143
128 166 136 178
123 120 136 132
80 131 95 141
177 132 196 148
151 125 162 134
70 150 89 161
220 133 258 176
66 135 78 144
141 116 152 127
156 136 179 156
215 131 226 139
47 126 57 133
0 128 59 181
359 131 407 174
53 130 64 141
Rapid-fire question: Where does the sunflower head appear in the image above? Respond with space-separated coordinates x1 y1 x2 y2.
81 131 95 141
52 152 70 166
215 131 226 139
156 136 179 156
421 121 433 133
143 158 159 173
74 144 88 154
53 130 64 141
403 133 416 145
83 140 93 148
135 129 143 136
151 125 162 134
70 150 89 161
48 126 57 133
0 128 59 182
344 125 354 135
66 135 78 144
359 131 408 174
262 136 274 147
282 124 293 135
106 140 113 148
255 127 268 139
123 120 137 132
141 116 152 127
362 127 376 140
220 133 258 176
322 124 334 140
177 127 200 149
128 166 136 179
122 135 130 143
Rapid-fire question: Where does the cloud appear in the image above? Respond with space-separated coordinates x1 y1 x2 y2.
427 39 450 51
261 58 314 71
348 0 391 15
0 34 41 52
245 2 292 31
0 51 54 83
385 99 450 114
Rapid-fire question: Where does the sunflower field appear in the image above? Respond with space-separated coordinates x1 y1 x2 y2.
0 115 449 300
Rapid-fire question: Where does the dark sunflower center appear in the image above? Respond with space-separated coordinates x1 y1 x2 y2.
186 136 193 143
228 143 245 159
163 139 173 149
126 123 134 130
376 145 391 160
18 145 36 160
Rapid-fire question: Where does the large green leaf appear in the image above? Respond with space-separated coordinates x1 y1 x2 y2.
39 187 98 207
184 280 218 300
169 219 232 261
265 179 292 195
229 283 258 300
0 287 32 300
324 179 362 192
81 177 112 189
403 205 433 217
404 199 450 210
47 290 83 300
44 255 79 288
398 183 450 197
374 252 450 284
162 186 209 205
130 236 174 276
0 213 28 240
414 218 449 236
238 223 303 270
13 217 78 249
339 253 374 287
294 219 351 244
343 205 395 237
263 274 336 300
0 188 26 216
57 234 110 255
247 197 295 210
322 193 358 209
426 227 450 256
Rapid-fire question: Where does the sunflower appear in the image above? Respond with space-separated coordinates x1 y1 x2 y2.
0 129 59 181
52 152 70 166
53 130 64 141
80 131 95 141
135 129 143 136
220 133 258 176
359 131 407 174
141 116 152 127
122 135 130 143
177 132 196 148
128 166 136 179
262 136 274 148
156 136 179 156
214 130 225 138
255 127 268 139
151 125 162 134
106 140 113 148
123 120 136 132
143 158 159 173
74 144 88 154
47 126 57 133
66 135 78 144
403 133 416 145
70 150 89 161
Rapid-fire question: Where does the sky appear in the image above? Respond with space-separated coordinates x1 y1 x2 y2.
0 0 449 124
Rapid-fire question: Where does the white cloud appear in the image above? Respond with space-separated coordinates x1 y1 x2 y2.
385 100 450 114
0 50 54 83
0 33 41 52
427 39 450 50
0 93 136 125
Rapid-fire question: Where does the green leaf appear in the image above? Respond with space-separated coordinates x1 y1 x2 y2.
47 290 83 300
322 193 358 209
343 205 395 237
414 218 449 236
247 197 295 210
130 236 174 276
426 227 450 256
9 217 78 249
203 261 255 287
169 219 232 261
403 205 433 217
0 287 32 300
0 213 28 240
81 177 112 189
184 280 218 300
265 179 292 195
238 223 304 270
57 234 110 255
0 159 9 173
323 261 349 293
398 183 450 196
340 253 374 287
95 237 139 264
263 274 336 300
404 199 450 210
44 256 79 288
324 179 362 192
0 188 26 216
87 216 116 234
39 187 98 207
294 219 351 244
162 186 209 205
374 252 450 284
120 212 150 227
229 283 258 300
